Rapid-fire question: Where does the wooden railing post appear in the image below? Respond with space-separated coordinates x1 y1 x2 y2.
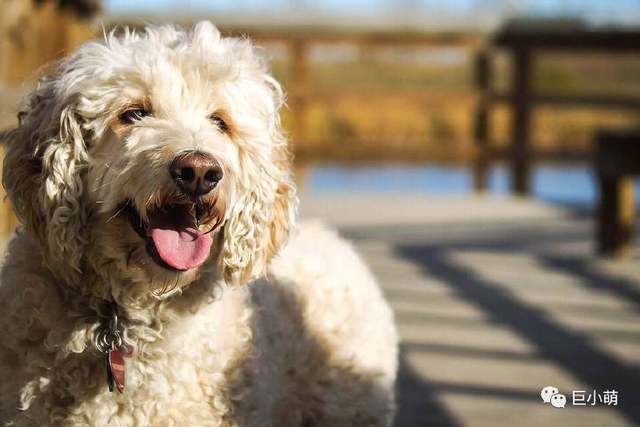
289 38 309 146
595 131 639 257
473 49 491 192
511 48 532 195
597 175 635 256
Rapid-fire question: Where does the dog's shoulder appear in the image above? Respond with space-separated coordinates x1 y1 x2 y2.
269 220 357 278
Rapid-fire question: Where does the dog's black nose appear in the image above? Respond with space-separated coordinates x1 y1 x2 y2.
170 152 222 197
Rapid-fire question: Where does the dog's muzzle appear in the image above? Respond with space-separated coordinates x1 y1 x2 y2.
120 151 225 272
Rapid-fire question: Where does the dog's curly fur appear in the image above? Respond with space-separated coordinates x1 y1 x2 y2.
0 22 398 426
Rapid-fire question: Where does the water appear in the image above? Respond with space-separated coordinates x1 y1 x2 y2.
305 163 640 206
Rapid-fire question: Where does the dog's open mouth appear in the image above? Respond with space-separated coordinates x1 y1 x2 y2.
124 201 219 271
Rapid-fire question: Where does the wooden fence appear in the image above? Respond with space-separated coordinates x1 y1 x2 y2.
108 19 482 145
0 0 97 242
1 17 482 242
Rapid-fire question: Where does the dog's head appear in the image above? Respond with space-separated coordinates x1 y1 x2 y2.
2 22 296 296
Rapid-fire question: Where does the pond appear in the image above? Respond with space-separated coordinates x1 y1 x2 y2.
303 163 640 207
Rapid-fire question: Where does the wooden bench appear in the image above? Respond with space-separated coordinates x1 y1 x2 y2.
473 23 640 195
595 129 640 256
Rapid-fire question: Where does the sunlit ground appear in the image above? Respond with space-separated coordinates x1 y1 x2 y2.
295 184 640 427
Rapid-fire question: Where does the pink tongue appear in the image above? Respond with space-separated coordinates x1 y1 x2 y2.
147 211 213 271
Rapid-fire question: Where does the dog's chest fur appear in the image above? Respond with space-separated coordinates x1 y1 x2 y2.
100 289 264 426
115 289 260 426
0 238 267 426
1 224 398 427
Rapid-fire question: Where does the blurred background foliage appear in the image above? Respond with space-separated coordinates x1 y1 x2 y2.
1 0 640 202
2 0 640 163
269 45 640 162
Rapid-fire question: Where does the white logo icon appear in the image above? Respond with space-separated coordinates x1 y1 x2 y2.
551 393 567 408
541 386 566 409
541 386 559 403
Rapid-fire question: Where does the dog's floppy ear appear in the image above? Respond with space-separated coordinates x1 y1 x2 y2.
2 74 89 282
221 76 297 286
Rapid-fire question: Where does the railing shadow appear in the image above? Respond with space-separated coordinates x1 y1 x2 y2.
395 347 463 427
393 242 640 426
539 254 640 312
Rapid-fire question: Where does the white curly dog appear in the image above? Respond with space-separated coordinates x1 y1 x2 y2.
0 22 397 426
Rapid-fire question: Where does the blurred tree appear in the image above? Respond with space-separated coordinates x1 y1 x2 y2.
0 0 100 241
0 0 100 85
36 0 101 16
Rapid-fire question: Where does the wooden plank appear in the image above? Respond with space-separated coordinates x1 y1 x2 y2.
483 146 591 161
489 92 640 110
307 194 640 427
105 17 481 47
494 29 640 52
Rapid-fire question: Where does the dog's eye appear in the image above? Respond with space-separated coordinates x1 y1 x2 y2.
209 114 229 134
119 107 151 124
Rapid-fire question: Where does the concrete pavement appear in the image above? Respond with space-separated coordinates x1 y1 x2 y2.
300 192 640 427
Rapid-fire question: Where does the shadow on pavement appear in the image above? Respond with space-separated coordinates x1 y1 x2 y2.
394 242 640 426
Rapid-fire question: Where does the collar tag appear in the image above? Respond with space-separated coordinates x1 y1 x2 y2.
96 310 129 393
108 346 126 393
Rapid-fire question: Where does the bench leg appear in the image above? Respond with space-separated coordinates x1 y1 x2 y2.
597 175 635 256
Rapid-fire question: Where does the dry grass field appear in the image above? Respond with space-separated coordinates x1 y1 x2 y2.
3 28 640 163
269 46 640 162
